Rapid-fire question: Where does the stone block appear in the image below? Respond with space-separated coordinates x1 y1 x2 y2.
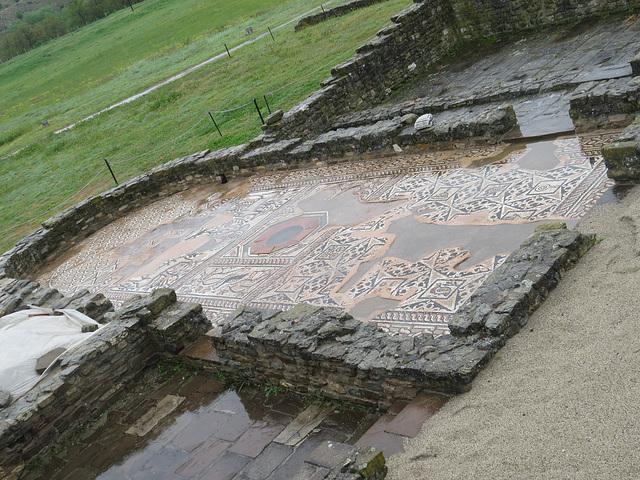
0 391 11 409
35 347 67 375
351 447 387 479
383 392 448 438
602 139 640 183
265 109 284 125
274 403 334 447
631 52 640 77
125 394 185 437
306 440 359 470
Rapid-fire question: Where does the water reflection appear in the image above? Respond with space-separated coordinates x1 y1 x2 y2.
39 133 615 336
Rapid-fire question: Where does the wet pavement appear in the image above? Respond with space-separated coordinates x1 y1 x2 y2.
391 14 640 139
40 134 614 336
29 365 446 480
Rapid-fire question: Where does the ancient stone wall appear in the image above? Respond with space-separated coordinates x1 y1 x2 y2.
294 0 390 31
207 225 594 407
0 101 516 281
0 289 210 477
266 0 640 140
602 114 640 182
3 0 635 280
570 76 640 131
0 225 597 476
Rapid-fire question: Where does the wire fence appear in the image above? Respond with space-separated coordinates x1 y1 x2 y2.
1 18 388 240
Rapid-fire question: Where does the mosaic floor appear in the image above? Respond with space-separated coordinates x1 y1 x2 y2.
39 133 615 335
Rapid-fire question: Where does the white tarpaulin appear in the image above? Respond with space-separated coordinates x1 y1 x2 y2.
0 307 100 400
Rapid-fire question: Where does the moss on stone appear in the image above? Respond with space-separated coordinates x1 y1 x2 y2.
535 222 568 232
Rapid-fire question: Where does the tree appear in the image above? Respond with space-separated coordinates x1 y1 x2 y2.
64 0 89 28
23 6 57 25
40 15 67 39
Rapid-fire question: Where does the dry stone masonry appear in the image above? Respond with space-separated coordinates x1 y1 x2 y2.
3 1 640 281
570 76 640 132
209 224 594 404
265 0 640 141
1 1 639 477
294 0 390 31
0 224 594 478
602 115 640 182
0 288 210 478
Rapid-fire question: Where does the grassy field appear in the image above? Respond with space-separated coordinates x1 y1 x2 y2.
0 0 413 254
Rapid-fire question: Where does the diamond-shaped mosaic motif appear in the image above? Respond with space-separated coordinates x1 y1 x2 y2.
39 134 615 336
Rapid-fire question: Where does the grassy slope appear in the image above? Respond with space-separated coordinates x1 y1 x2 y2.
0 0 413 254
0 0 295 132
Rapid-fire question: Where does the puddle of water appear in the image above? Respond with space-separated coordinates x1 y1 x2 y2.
514 140 561 170
265 225 305 246
349 297 402 321
32 366 380 480
298 187 405 226
38 134 615 335
593 183 633 206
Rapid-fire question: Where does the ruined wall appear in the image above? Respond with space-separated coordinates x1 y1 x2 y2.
294 0 390 31
601 114 640 182
570 76 640 131
0 289 210 477
0 150 219 280
0 100 516 281
204 225 595 408
2 0 636 281
210 304 497 407
266 0 640 140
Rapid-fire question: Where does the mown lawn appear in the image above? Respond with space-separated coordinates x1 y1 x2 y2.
0 0 413 254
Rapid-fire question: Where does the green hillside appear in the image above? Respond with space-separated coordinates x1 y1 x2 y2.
0 0 412 253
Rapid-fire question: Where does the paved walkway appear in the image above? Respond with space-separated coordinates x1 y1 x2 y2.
391 14 639 138
387 185 640 478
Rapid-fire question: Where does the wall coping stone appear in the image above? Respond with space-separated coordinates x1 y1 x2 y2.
294 0 390 31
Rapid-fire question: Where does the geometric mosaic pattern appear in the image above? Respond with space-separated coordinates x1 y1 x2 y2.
39 133 615 336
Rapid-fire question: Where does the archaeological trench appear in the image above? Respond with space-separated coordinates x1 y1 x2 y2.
2 0 640 478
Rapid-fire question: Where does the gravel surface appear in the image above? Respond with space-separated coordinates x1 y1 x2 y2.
387 185 640 480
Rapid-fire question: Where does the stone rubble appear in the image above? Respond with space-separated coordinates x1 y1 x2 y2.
1 2 640 478
0 279 112 322
0 288 210 477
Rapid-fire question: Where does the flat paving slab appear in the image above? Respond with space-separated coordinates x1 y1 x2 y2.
274 403 334 447
24 365 436 480
389 15 640 138
125 394 185 437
